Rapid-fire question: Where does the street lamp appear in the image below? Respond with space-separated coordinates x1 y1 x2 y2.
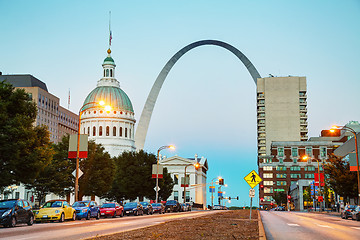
302 155 323 211
156 145 175 203
183 162 200 203
330 125 360 199
210 177 221 209
75 100 111 202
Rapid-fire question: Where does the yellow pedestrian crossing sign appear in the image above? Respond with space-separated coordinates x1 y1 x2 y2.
244 170 262 189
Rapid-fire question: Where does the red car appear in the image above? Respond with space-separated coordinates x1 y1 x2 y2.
99 202 124 218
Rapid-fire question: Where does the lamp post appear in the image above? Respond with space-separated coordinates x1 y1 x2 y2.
302 155 323 212
183 162 200 203
156 145 175 203
210 177 221 209
331 125 360 200
75 101 110 202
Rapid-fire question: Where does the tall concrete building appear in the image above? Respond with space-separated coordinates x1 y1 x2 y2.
0 74 78 143
257 76 308 157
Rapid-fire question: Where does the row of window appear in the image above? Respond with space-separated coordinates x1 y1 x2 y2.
173 191 190 202
84 126 132 138
263 173 315 179
38 93 59 113
277 147 327 158
104 68 114 78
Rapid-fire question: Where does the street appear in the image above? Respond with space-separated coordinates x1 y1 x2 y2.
0 211 216 240
261 211 360 240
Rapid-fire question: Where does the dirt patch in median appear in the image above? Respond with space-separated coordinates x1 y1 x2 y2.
93 210 259 240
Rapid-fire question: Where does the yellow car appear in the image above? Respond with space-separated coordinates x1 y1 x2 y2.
34 200 76 223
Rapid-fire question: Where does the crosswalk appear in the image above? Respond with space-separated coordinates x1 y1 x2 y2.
287 222 360 230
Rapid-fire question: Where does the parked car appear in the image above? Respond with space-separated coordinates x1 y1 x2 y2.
275 206 285 211
185 203 191 211
213 205 222 210
72 201 100 220
180 203 188 212
151 203 165 214
123 202 143 216
341 205 356 219
351 205 360 221
165 200 181 213
99 202 124 218
0 199 34 228
34 200 76 223
140 202 153 215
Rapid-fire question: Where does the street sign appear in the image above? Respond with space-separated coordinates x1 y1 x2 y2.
68 134 88 158
181 176 190 187
218 191 223 197
244 170 262 189
154 186 160 191
72 169 83 178
152 164 163 178
209 186 215 193
249 189 255 198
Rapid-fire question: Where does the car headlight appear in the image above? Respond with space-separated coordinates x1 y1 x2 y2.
82 209 87 213
2 209 12 217
55 210 60 213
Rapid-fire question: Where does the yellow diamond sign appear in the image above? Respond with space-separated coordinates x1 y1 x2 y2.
244 170 262 189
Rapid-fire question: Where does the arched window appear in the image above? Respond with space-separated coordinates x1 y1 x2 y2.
110 69 113 77
88 127 90 135
93 126 96 136
113 126 116 136
120 127 122 137
125 128 128 138
106 69 109 77
106 126 109 136
83 127 85 134
104 69 106 77
99 126 103 136
129 129 131 139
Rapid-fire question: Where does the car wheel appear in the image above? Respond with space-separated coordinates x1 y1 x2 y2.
35 220 41 224
120 211 124 218
113 211 117 218
9 217 16 227
341 213 345 219
86 212 91 220
96 211 100 220
135 211 138 216
59 213 65 222
72 212 76 221
27 215 34 226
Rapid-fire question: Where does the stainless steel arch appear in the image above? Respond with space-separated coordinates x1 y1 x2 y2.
135 40 261 149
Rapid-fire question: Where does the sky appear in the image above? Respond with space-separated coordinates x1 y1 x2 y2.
1 0 360 207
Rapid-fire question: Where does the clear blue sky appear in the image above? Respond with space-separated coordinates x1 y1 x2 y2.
1 0 360 207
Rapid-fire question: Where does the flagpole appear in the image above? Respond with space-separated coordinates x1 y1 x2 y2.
109 11 112 48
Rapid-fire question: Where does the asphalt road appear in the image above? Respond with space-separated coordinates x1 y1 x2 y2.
0 211 216 240
261 210 360 240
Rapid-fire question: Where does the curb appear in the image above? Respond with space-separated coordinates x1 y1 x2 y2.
258 210 267 240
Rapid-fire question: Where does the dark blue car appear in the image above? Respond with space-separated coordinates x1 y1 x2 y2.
123 202 143 216
0 199 34 227
72 201 100 220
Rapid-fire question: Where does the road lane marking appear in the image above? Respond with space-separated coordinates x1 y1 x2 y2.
316 224 332 228
287 223 299 226
351 227 360 230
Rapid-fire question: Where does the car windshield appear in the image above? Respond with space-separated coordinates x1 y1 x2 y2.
73 202 89 207
0 200 17 209
166 200 176 205
101 203 115 208
43 201 63 208
152 203 161 207
124 202 137 207
140 202 148 206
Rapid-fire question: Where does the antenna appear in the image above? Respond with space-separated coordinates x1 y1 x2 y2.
68 88 70 109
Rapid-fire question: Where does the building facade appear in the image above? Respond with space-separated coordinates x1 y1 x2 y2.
79 49 136 157
0 74 78 143
160 155 208 208
257 76 308 157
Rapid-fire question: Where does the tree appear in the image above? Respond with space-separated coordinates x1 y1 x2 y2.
324 153 358 203
79 141 115 199
25 134 74 204
273 191 287 206
106 150 174 202
0 81 49 189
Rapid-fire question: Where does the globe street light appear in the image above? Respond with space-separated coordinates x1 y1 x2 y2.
302 155 323 211
156 145 175 203
183 162 200 203
75 101 111 202
331 125 360 199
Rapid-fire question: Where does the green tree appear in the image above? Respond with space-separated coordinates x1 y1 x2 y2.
0 81 49 189
25 135 74 204
106 150 174 202
273 191 287 206
324 153 358 203
79 141 115 199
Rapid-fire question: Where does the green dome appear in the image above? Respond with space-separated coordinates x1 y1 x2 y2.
81 86 133 112
103 56 115 65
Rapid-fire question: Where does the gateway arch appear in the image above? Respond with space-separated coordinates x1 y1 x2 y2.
135 39 261 149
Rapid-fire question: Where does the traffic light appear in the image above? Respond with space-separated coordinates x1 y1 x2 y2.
229 197 231 200
260 198 264 202
236 196 239 200
219 178 224 185
260 185 264 190
287 195 291 203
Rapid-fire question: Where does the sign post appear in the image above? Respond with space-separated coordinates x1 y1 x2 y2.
244 170 262 220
